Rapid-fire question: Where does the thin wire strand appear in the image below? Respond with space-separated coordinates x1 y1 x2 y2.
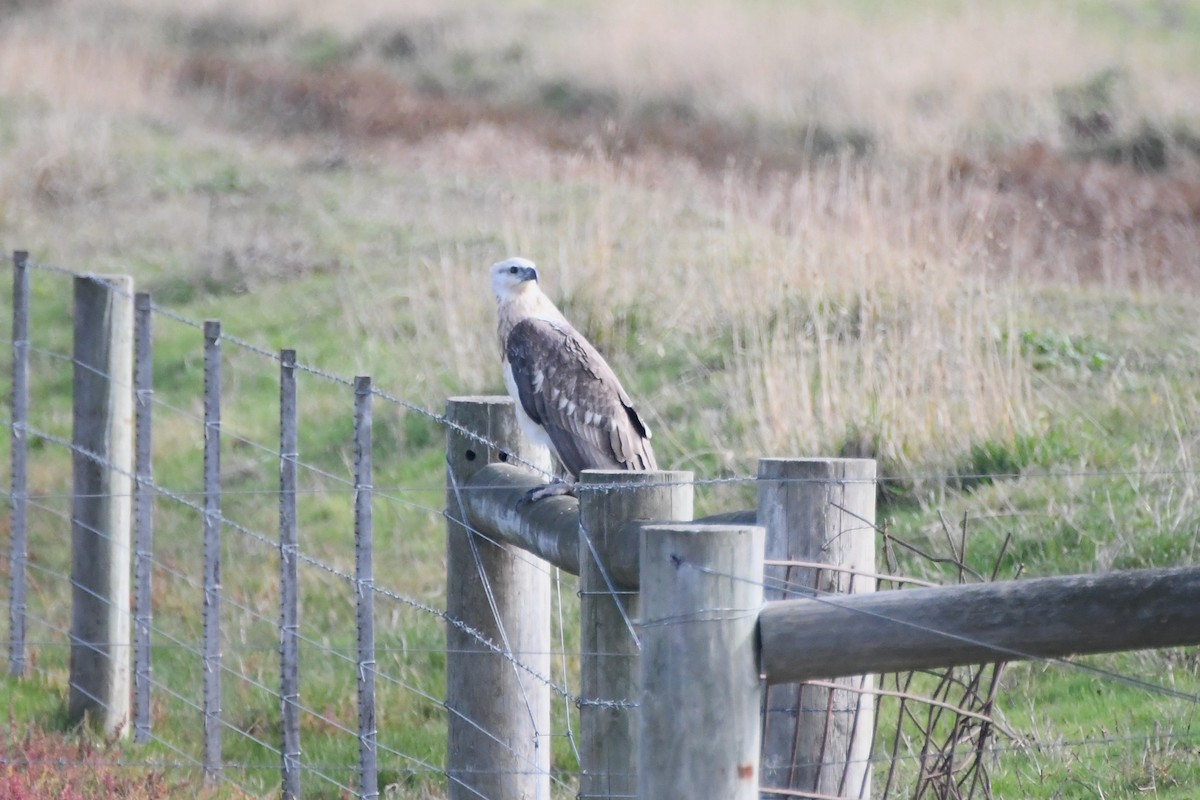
11 253 1200 799
14 413 1198 711
687 558 1200 706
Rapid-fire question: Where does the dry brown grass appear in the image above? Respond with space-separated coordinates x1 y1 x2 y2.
15 0 1199 162
2 0 1198 475
970 142 1200 290
92 0 1200 152
4 4 1200 796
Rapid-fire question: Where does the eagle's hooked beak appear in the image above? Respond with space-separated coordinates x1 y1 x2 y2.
520 265 539 283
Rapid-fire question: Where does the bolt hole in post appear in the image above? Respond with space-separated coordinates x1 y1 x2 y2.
444 397 552 800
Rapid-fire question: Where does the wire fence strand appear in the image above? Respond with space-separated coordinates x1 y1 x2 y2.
5 252 1199 800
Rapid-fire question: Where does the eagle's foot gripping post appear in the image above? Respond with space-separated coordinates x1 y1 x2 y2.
520 481 577 505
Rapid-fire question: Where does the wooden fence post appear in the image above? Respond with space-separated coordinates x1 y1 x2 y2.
758 457 877 799
578 469 692 799
639 522 764 800
69 274 134 736
444 396 551 800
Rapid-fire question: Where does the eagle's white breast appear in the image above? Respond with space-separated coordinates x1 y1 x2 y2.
503 357 555 469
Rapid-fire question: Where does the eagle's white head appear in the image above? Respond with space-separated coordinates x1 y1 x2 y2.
490 257 540 301
490 256 569 345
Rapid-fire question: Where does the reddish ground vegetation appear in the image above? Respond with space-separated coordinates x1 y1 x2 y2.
177 55 482 139
964 142 1200 288
176 54 1200 289
1 722 178 799
175 54 863 169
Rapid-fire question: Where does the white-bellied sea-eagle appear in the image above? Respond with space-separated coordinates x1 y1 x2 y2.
490 257 656 499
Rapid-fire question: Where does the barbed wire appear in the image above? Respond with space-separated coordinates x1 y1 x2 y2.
685 557 1200 706
6 251 1199 800
5 434 593 796
11 424 592 700
14 609 527 797
5 262 1198 499
5 334 1199 495
11 413 1199 705
9 597 1190 786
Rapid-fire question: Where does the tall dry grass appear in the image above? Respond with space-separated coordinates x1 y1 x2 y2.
380 150 1036 475
1 0 1195 477
3 5 1199 793
90 0 1200 153
0 12 169 219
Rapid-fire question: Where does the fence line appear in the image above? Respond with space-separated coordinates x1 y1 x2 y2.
18 427 1196 710
4 251 1199 800
11 420 586 699
12 437 1198 694
3 328 1198 494
2 257 590 797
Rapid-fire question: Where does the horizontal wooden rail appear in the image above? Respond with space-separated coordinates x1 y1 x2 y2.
456 462 644 589
760 565 1200 684
455 462 580 573
694 509 757 526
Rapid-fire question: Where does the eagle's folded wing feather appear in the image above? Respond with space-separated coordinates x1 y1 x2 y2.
505 318 656 479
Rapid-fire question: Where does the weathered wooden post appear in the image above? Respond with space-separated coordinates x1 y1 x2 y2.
444 396 551 800
69 274 134 736
758 457 877 799
578 469 692 799
639 522 765 800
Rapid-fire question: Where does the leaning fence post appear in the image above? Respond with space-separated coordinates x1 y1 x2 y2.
639 522 765 800
578 469 693 799
444 396 552 800
133 292 154 743
354 376 378 800
279 350 301 800
202 320 223 781
69 274 134 736
7 250 29 678
758 458 877 799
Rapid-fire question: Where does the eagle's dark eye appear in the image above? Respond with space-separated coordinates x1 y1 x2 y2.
508 265 519 274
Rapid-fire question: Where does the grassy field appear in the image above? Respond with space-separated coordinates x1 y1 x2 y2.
2 0 1200 797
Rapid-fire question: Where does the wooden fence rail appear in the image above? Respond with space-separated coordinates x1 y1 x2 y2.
11 252 1200 800
445 396 875 799
760 565 1200 682
445 395 1200 800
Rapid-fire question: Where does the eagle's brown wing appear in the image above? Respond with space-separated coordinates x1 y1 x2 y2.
505 317 656 479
